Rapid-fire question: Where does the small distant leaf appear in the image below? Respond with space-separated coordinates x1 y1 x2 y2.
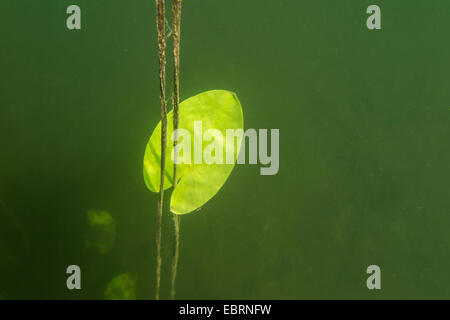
104 273 136 300
84 210 116 254
143 90 243 214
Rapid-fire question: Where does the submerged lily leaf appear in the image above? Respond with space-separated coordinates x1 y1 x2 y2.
104 273 136 300
84 210 116 254
143 90 243 214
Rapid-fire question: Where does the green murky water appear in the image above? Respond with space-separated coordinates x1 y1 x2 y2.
0 1 449 299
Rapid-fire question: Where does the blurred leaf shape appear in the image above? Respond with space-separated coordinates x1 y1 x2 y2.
0 199 26 277
104 273 136 300
84 210 116 254
143 90 243 214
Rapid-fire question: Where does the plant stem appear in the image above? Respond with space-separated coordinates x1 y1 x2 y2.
170 0 182 300
170 212 180 299
155 0 167 301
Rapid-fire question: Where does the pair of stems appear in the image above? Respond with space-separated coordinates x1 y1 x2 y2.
155 0 182 301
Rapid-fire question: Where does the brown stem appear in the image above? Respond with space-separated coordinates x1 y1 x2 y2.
155 0 167 301
170 0 182 300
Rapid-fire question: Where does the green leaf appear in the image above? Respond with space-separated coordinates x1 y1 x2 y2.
143 90 243 214
104 273 136 300
84 210 116 254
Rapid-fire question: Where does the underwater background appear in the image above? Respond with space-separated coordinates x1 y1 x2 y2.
0 0 449 299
